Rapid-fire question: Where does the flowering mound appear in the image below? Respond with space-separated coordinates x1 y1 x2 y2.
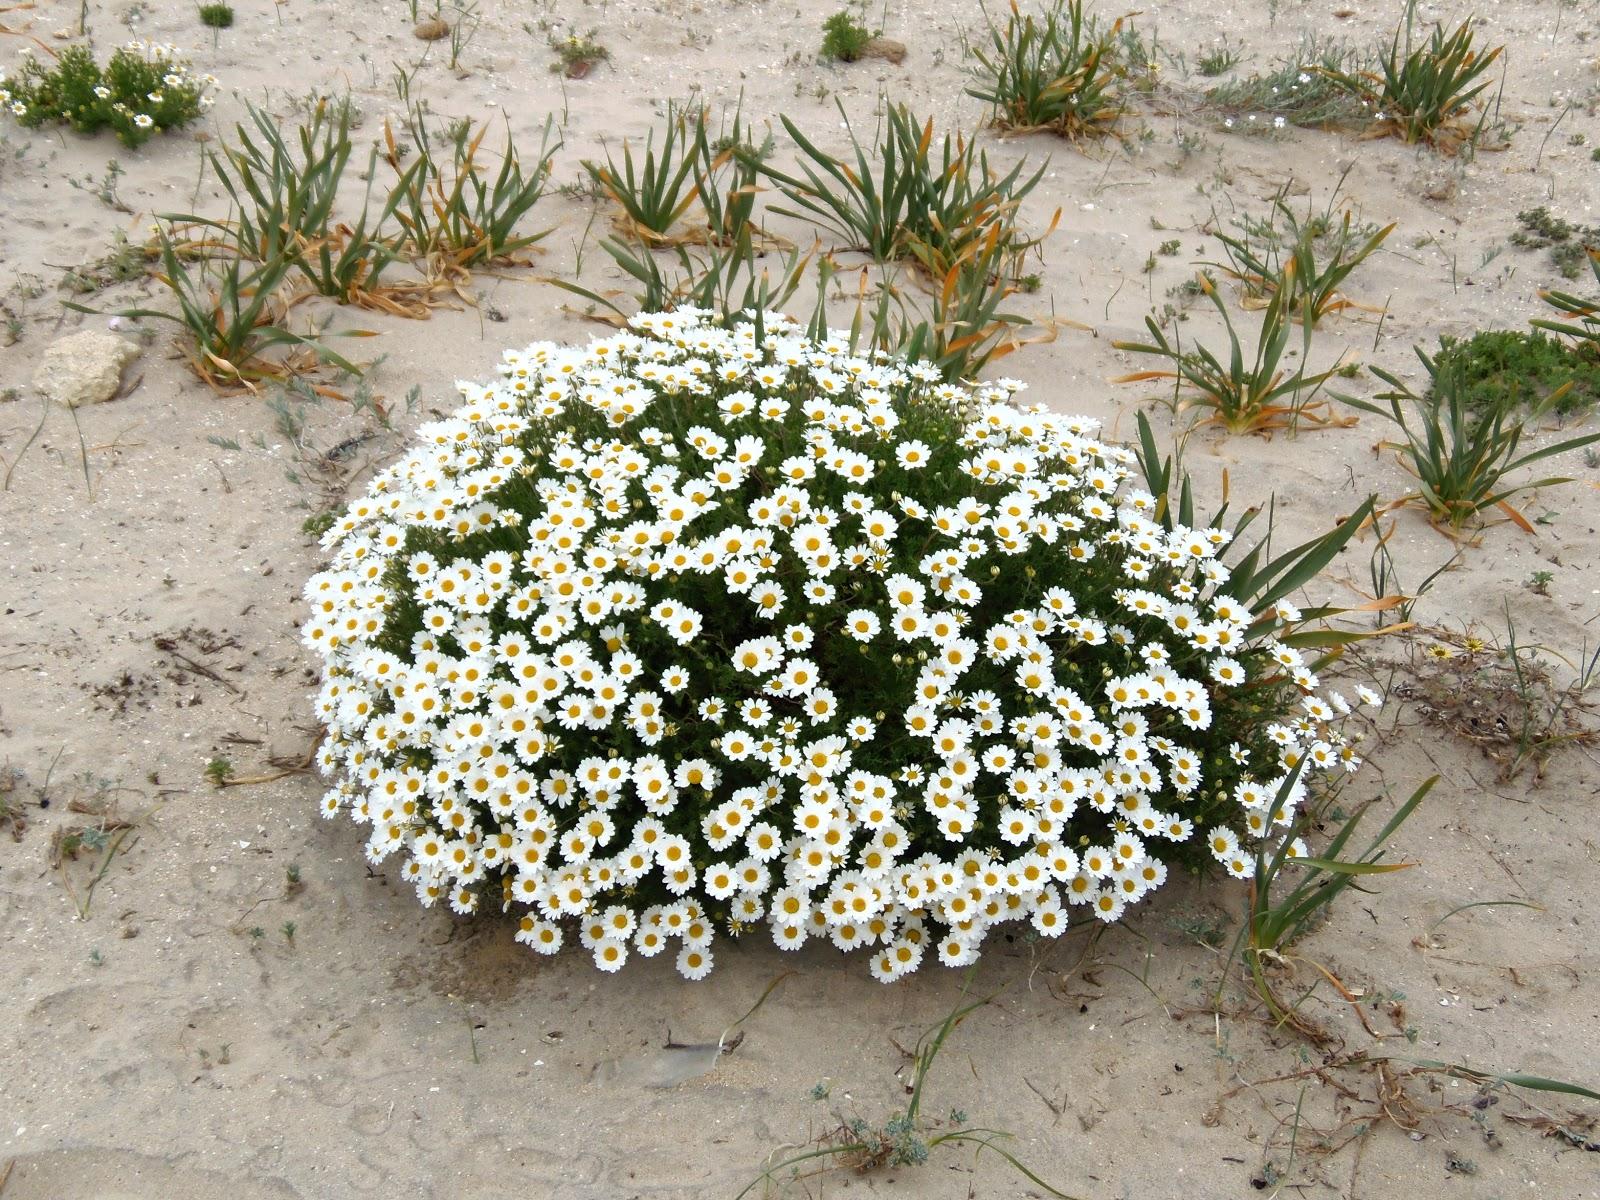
304 310 1371 982
1 42 215 149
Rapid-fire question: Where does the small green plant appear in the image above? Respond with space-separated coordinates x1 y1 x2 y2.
177 100 409 308
1196 38 1242 78
79 234 371 389
1114 269 1347 435
737 987 1080 1199
281 920 297 943
383 106 559 267
1229 771 1436 1032
553 226 812 326
0 43 214 148
204 756 235 786
302 509 339 538
848 222 1043 383
756 102 1049 279
1339 346 1600 532
1510 208 1599 281
585 105 701 242
966 0 1124 138
69 160 130 212
1321 2 1504 148
1533 246 1600 353
199 2 234 27
1203 36 1366 132
550 30 608 77
1208 179 1393 322
820 9 873 62
691 101 773 247
60 230 148 294
1432 330 1600 418
1525 570 1554 595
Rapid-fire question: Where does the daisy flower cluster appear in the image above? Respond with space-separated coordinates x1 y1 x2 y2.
304 309 1376 982
1 42 215 149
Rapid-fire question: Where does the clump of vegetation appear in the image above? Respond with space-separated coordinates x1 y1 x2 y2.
199 3 234 28
59 230 148 294
78 94 560 390
307 307 1378 982
1195 37 1242 78
1236 770 1435 1036
0 42 215 148
1203 36 1367 132
1339 345 1600 533
1390 623 1599 780
1321 2 1504 149
820 9 872 62
966 0 1124 138
550 30 608 77
1534 246 1600 353
1514 208 1600 281
1208 181 1392 323
1432 330 1600 418
585 101 773 247
1114 270 1348 435
756 101 1050 279
740 992 1077 1197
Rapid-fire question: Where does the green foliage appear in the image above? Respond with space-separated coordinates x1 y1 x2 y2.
551 227 812 326
1320 2 1503 147
1196 38 1241 78
1233 772 1435 1025
1207 182 1392 323
72 233 371 388
383 107 559 266
1510 208 1599 281
199 3 234 28
1202 36 1365 131
586 105 701 240
738 988 1082 1198
691 102 773 247
549 30 608 76
1339 346 1600 531
820 9 872 62
966 0 1123 137
1533 246 1600 354
757 102 1049 278
1114 271 1347 436
844 225 1040 383
180 100 405 303
1432 330 1600 418
583 101 772 247
0 43 211 148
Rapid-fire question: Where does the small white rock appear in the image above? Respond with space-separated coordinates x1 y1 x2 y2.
32 331 141 407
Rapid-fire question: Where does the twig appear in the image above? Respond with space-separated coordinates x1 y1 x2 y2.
151 636 242 694
217 766 307 787
2 399 49 491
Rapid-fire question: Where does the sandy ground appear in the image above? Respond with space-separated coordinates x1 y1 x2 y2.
2 0 1600 1196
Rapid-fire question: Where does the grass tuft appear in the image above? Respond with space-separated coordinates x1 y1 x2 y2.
820 9 873 62
1339 345 1600 533
966 0 1123 139
1320 1 1504 149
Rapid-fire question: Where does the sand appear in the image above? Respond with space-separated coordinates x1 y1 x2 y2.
2 0 1599 1196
